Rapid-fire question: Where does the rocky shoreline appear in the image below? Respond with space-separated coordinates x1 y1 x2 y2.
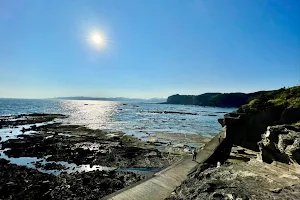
0 158 146 199
1 124 176 168
167 127 300 200
166 86 300 200
0 114 185 199
2 87 299 200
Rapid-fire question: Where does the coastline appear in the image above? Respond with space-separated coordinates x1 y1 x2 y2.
0 113 209 199
167 86 300 199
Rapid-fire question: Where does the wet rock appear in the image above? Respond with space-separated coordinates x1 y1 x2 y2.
203 114 218 116
149 111 198 115
0 115 179 198
0 113 66 128
2 122 177 168
0 158 10 164
0 162 145 199
34 162 67 170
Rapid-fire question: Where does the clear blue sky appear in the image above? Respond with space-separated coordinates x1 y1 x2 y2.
0 0 299 98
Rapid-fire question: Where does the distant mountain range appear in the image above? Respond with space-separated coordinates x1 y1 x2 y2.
54 96 166 103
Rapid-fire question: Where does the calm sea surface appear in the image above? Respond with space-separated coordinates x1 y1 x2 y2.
0 99 236 137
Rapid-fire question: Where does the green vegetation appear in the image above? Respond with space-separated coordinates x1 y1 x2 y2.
165 86 300 110
166 91 267 108
238 86 300 113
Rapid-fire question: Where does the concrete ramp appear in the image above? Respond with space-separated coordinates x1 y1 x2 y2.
102 131 225 200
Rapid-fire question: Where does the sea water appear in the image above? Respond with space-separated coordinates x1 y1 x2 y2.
0 98 236 137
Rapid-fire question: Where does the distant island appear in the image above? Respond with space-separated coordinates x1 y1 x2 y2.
54 96 166 103
164 91 273 108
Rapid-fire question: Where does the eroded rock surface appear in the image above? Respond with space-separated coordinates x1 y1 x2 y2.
167 160 300 200
219 106 300 151
258 125 300 164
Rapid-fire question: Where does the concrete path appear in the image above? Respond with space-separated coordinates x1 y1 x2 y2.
102 131 225 200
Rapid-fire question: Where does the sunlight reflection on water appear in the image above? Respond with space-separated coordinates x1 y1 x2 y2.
0 99 236 137
60 100 119 129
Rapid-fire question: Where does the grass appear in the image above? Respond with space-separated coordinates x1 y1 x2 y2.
238 86 300 113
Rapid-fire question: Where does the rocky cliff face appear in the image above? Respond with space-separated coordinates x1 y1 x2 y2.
258 125 300 164
167 87 300 200
218 86 300 151
218 106 300 151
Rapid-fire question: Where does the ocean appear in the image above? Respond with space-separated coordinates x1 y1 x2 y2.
0 98 236 137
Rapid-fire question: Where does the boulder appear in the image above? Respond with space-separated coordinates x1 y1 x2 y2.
257 125 300 164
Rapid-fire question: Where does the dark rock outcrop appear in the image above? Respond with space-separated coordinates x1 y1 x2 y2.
167 87 300 200
1 123 175 168
258 125 300 164
0 114 66 128
280 107 300 124
0 161 146 200
205 136 233 165
218 86 300 150
219 107 289 150
146 111 198 115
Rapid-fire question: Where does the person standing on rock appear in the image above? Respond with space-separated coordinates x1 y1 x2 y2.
192 148 197 161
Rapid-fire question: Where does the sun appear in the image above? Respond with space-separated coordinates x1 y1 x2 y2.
89 32 106 48
91 33 103 45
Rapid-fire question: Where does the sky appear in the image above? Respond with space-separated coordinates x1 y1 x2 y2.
0 0 299 98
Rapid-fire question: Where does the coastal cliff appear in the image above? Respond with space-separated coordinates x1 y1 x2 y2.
219 86 300 150
165 91 268 107
167 86 300 200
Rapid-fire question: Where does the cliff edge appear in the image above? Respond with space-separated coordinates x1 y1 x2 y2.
166 86 300 200
219 86 300 151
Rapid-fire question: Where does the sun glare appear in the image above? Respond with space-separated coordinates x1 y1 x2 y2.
92 33 103 44
89 32 106 49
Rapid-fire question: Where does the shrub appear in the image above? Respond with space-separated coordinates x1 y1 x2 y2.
238 86 300 113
